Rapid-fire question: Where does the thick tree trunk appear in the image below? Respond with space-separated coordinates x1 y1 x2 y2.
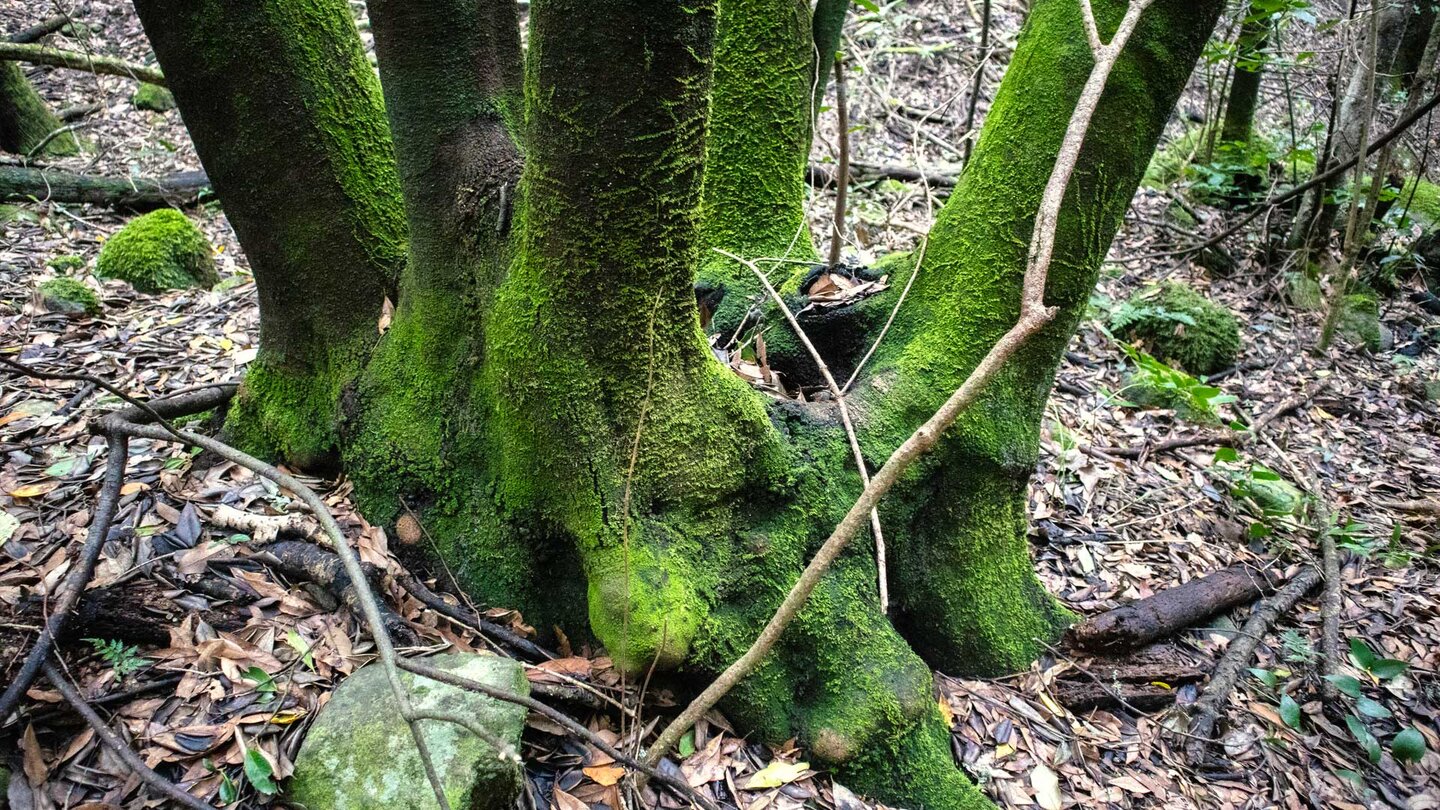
131 0 407 469
1220 5 1269 144
0 61 79 156
1389 0 1437 87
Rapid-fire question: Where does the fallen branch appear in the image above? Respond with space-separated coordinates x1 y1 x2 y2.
396 571 557 663
645 0 1156 768
1379 498 1440 515
806 161 958 190
261 540 417 645
0 41 165 85
0 165 211 211
9 14 69 44
210 502 316 544
1183 565 1323 765
42 660 212 810
1068 561 1284 652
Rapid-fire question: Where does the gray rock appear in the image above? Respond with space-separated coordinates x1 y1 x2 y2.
289 653 527 810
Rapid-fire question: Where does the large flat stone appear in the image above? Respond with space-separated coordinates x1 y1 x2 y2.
288 653 527 810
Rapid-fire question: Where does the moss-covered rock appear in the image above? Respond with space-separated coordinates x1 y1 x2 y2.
131 83 176 112
38 277 101 315
1337 291 1386 352
1286 272 1324 310
1246 475 1303 515
289 653 526 810
96 210 217 293
1113 282 1242 375
47 254 86 272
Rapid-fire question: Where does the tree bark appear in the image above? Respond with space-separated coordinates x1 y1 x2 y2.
1220 4 1269 144
0 61 79 156
0 165 208 209
132 0 407 470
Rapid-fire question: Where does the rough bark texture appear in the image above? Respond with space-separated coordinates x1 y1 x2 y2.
1220 5 1268 144
1391 2 1439 86
131 0 407 469
148 0 1222 805
0 61 79 156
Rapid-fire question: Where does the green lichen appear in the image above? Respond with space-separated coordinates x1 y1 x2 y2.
1114 282 1241 376
131 83 176 111
37 277 100 315
96 209 217 293
47 254 85 272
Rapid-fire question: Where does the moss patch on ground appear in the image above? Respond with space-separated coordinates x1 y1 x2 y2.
96 209 217 293
38 277 100 315
131 83 177 111
1113 282 1241 375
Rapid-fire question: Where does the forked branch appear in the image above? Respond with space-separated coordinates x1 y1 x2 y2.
644 0 1157 768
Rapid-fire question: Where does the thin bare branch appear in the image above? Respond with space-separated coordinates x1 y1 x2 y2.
717 247 889 609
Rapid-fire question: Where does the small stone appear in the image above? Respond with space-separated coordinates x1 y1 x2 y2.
38 277 101 315
289 653 527 810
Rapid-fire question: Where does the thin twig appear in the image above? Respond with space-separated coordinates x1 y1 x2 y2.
827 54 851 271
41 660 212 810
645 0 1155 768
960 0 992 167
718 247 889 609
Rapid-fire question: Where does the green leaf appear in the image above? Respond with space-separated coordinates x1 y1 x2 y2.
1334 768 1365 787
285 630 314 670
243 748 277 795
852 0 880 11
1355 696 1392 719
1325 675 1363 698
1392 727 1426 764
243 666 276 698
1250 466 1282 481
1345 715 1382 764
1348 637 1377 670
678 729 696 758
1369 658 1408 680
1214 447 1240 463
1278 695 1303 729
1249 668 1279 688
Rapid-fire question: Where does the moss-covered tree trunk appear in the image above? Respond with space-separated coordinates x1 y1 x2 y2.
1221 4 1269 144
140 0 1221 806
0 61 79 156
132 0 407 470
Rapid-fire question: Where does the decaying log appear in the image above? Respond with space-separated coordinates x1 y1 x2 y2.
1069 561 1283 651
258 540 416 645
1053 645 1207 713
0 165 210 210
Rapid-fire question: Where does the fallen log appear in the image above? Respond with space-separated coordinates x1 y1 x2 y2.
0 41 165 86
9 15 69 44
0 165 210 210
806 161 958 189
1069 561 1283 651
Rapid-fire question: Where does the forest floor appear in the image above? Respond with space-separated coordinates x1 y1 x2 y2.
1 1 1438 809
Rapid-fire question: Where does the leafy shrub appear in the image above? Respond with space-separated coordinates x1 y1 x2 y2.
1120 345 1236 423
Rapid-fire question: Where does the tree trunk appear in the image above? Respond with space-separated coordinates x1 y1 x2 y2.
143 0 1222 805
1220 4 1269 144
1389 0 1437 87
0 61 79 156
131 0 407 470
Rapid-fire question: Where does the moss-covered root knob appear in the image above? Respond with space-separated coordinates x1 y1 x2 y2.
38 277 101 315
96 209 218 294
131 83 177 112
586 551 703 673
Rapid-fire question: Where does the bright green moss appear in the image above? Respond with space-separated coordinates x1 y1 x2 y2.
131 83 176 111
1399 177 1440 227
96 209 217 293
38 277 101 315
47 254 85 272
224 341 367 472
1338 291 1384 351
1114 282 1241 376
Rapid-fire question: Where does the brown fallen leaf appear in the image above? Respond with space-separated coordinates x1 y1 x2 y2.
583 764 626 786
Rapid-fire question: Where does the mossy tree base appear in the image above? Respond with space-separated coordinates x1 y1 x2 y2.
146 0 1225 806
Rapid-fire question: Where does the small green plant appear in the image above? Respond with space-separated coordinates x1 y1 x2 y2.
1325 640 1425 769
85 638 149 678
1120 345 1237 423
1280 629 1317 664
